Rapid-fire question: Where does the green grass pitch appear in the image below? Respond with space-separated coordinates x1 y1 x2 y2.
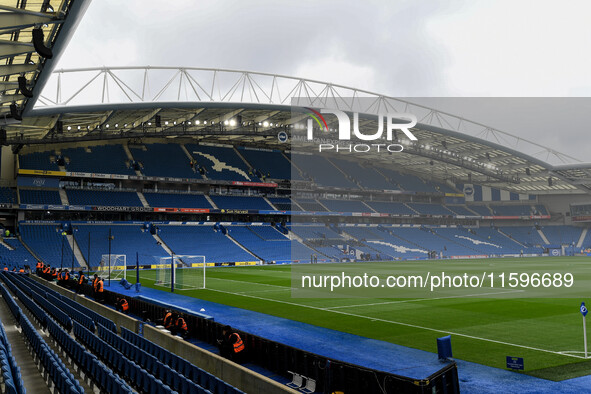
133 256 591 381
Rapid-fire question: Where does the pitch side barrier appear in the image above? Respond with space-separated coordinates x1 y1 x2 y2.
113 289 459 393
127 293 459 393
32 274 459 393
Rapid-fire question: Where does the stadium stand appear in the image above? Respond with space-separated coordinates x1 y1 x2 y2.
489 204 537 216
318 199 370 212
19 189 62 205
73 225 166 267
580 229 591 249
129 143 202 178
290 225 343 240
267 197 295 211
362 227 429 259
386 226 476 257
0 314 26 394
1 272 137 393
407 203 454 215
500 226 546 247
327 158 390 190
470 227 540 253
18 151 59 171
186 144 256 181
10 271 244 393
0 187 17 204
158 225 256 263
120 327 243 394
238 147 294 180
365 201 416 215
61 145 135 175
48 319 133 393
534 205 549 215
465 205 492 216
293 199 327 211
66 189 142 207
229 225 318 262
0 238 37 269
378 168 437 192
76 322 177 394
446 205 479 216
341 225 385 241
541 226 583 245
210 195 273 210
143 191 212 208
20 224 74 267
0 273 86 394
291 153 358 188
434 182 457 194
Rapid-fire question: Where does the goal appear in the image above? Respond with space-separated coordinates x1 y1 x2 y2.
154 255 206 291
97 254 127 281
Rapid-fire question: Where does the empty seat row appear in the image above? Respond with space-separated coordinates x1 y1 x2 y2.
47 293 96 332
0 316 25 394
7 274 72 330
74 322 179 394
47 319 133 394
0 283 21 321
20 274 116 332
19 314 84 393
56 289 117 332
30 290 73 331
1 275 135 393
16 273 62 300
3 278 47 327
121 326 243 394
98 324 210 394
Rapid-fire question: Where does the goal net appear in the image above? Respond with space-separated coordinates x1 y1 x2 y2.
97 254 127 281
154 255 206 291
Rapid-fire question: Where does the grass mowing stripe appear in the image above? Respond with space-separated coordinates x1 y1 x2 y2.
207 276 289 288
137 256 591 378
324 289 525 309
206 287 585 360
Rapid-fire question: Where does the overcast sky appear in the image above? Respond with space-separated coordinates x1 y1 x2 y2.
54 0 591 163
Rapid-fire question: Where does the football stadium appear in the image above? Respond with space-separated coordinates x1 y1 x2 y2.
1 1 591 393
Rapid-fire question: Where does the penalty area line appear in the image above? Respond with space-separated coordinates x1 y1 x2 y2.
206 287 585 360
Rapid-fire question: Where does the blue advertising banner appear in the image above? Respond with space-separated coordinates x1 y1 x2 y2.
17 176 60 188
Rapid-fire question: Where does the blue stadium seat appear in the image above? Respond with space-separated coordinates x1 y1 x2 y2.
19 189 62 205
143 192 212 208
158 225 256 263
238 147 295 180
130 144 202 179
0 187 17 204
62 145 135 175
18 151 59 171
19 224 73 267
210 195 272 210
186 144 256 182
66 189 142 207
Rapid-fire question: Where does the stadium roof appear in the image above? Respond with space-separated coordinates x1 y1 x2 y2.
4 64 590 195
0 0 89 122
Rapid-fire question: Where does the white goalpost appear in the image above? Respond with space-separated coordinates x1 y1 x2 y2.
154 255 206 291
98 254 127 281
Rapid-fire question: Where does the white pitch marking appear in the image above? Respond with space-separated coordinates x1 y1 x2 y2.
206 287 586 360
236 288 291 295
206 276 288 289
324 289 524 310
